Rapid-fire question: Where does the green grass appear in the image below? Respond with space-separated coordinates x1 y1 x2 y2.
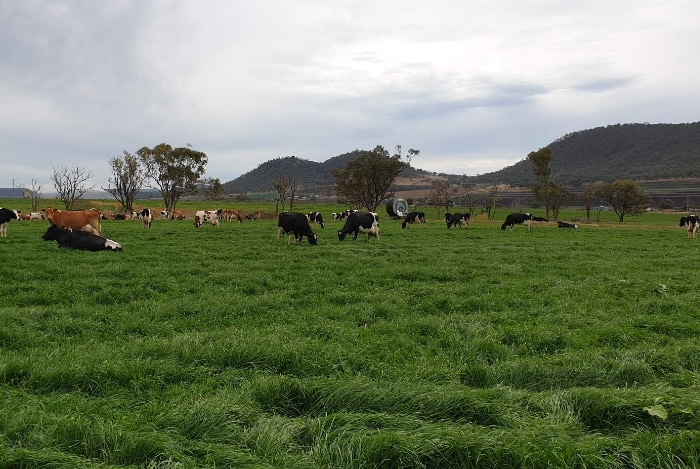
1 200 699 467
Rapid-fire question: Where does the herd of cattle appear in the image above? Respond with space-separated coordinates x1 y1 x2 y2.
3 205 700 250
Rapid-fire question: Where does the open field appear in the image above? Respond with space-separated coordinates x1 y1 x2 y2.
1 201 699 468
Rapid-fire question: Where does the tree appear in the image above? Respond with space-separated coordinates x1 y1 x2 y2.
18 179 42 212
528 147 555 218
50 165 95 210
138 143 207 213
595 179 651 222
272 173 291 214
104 151 145 214
582 185 596 222
332 145 418 212
549 184 576 220
429 180 449 220
200 177 224 201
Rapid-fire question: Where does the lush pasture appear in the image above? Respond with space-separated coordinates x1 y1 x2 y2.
1 202 699 468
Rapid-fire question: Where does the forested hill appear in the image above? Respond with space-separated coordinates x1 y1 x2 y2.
224 122 700 193
468 122 700 186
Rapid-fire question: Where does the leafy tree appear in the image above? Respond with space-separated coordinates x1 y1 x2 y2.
528 147 556 218
50 165 95 210
138 143 207 213
104 151 145 214
200 177 225 201
332 145 418 212
595 179 651 222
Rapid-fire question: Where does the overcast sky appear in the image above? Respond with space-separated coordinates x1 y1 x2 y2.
2 0 698 189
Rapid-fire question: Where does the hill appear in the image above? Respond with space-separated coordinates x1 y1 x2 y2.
464 122 700 187
223 122 700 196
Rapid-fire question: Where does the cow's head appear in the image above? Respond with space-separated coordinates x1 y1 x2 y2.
308 233 318 245
194 216 202 227
337 230 347 241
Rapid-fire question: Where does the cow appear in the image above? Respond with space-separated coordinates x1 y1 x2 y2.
533 216 549 222
0 208 19 238
29 212 45 220
141 208 153 228
501 213 534 231
245 210 262 220
42 207 102 235
402 211 425 229
557 220 578 229
194 209 221 228
445 212 470 229
170 210 185 220
337 212 380 241
277 212 318 245
42 225 122 251
679 215 700 238
160 210 169 219
307 211 325 228
113 214 127 220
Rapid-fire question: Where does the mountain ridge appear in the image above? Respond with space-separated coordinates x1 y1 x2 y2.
223 122 700 194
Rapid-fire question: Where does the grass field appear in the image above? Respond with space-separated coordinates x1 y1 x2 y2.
1 200 699 468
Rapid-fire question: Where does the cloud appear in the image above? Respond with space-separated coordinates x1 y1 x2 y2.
1 0 699 188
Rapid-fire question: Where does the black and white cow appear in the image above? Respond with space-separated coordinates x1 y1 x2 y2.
337 212 380 241
402 211 425 229
277 212 318 245
445 212 470 229
141 208 153 229
557 220 578 229
533 216 549 222
42 225 122 251
679 215 700 238
0 207 19 238
307 211 325 228
501 213 534 231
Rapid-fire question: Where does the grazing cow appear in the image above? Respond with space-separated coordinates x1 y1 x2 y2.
402 211 426 229
337 212 380 241
557 220 578 229
307 211 325 228
679 215 700 238
500 213 534 231
0 208 19 237
445 212 470 229
42 207 102 235
194 209 221 228
277 212 318 245
141 208 153 228
42 225 122 251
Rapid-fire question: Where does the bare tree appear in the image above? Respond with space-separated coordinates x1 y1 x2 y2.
104 151 145 214
272 174 291 214
288 175 298 212
430 180 449 220
582 185 596 222
28 179 43 212
50 165 95 210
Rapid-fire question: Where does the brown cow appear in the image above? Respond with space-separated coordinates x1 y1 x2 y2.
42 207 102 235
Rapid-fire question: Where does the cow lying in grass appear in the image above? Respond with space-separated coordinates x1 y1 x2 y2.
42 225 122 251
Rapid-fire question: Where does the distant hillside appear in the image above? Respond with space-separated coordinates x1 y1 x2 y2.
224 122 700 194
465 122 700 186
223 150 434 195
